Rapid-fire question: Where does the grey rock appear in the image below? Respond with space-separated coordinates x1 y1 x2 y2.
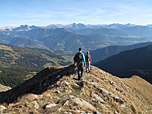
100 87 110 95
109 81 116 87
101 75 105 80
92 98 96 102
62 81 69 86
113 96 124 104
48 83 60 89
116 88 123 93
56 90 61 93
118 80 130 92
65 89 72 93
80 111 86 114
75 109 81 113
93 93 106 104
72 98 96 111
32 101 39 109
100 87 124 104
0 105 7 111
64 112 72 114
91 82 99 87
115 110 120 114
73 82 80 86
46 103 57 108
69 95 75 98
62 100 69 106
99 69 104 74
118 80 124 86
75 109 91 114
57 107 62 112
120 104 127 110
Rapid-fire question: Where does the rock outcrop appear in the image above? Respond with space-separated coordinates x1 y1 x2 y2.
0 65 152 114
0 64 76 104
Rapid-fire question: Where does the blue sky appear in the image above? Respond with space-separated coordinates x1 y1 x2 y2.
0 0 152 27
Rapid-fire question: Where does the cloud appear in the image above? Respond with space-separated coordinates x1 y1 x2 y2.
0 0 152 26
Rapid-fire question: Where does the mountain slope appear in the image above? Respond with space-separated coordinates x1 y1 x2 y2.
0 65 151 113
95 45 152 84
0 44 72 87
0 27 110 51
39 29 107 51
91 42 152 63
0 24 151 52
0 84 11 92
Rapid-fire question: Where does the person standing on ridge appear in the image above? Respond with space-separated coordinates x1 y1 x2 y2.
85 51 91 72
74 47 86 80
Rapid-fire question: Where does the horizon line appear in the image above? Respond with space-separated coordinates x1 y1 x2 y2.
0 22 152 28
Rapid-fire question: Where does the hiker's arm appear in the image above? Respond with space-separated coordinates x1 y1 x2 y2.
73 53 77 66
82 53 86 66
90 55 92 64
73 59 77 66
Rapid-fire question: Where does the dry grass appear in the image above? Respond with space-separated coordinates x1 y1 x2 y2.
1 65 152 114
0 84 11 92
123 76 152 102
0 45 14 51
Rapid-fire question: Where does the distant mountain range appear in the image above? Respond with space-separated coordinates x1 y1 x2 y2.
91 42 152 63
95 45 152 84
0 23 152 52
0 23 152 113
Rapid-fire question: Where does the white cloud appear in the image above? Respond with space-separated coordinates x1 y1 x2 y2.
0 0 152 26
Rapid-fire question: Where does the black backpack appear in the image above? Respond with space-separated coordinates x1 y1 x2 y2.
74 53 83 64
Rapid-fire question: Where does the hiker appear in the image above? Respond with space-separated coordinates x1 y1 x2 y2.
85 51 91 72
74 47 86 80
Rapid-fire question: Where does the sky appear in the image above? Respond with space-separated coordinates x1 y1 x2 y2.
0 0 152 27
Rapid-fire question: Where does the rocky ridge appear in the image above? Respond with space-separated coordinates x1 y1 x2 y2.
0 84 11 92
0 65 151 114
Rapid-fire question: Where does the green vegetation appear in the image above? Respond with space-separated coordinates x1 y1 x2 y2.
0 44 72 87
1 24 151 52
95 45 152 84
0 68 32 87
91 42 152 63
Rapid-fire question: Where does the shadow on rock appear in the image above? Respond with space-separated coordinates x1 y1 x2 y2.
0 64 76 104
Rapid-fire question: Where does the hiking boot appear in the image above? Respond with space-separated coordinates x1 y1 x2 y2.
80 77 83 80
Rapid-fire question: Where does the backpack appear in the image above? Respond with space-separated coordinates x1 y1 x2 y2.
74 53 83 64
